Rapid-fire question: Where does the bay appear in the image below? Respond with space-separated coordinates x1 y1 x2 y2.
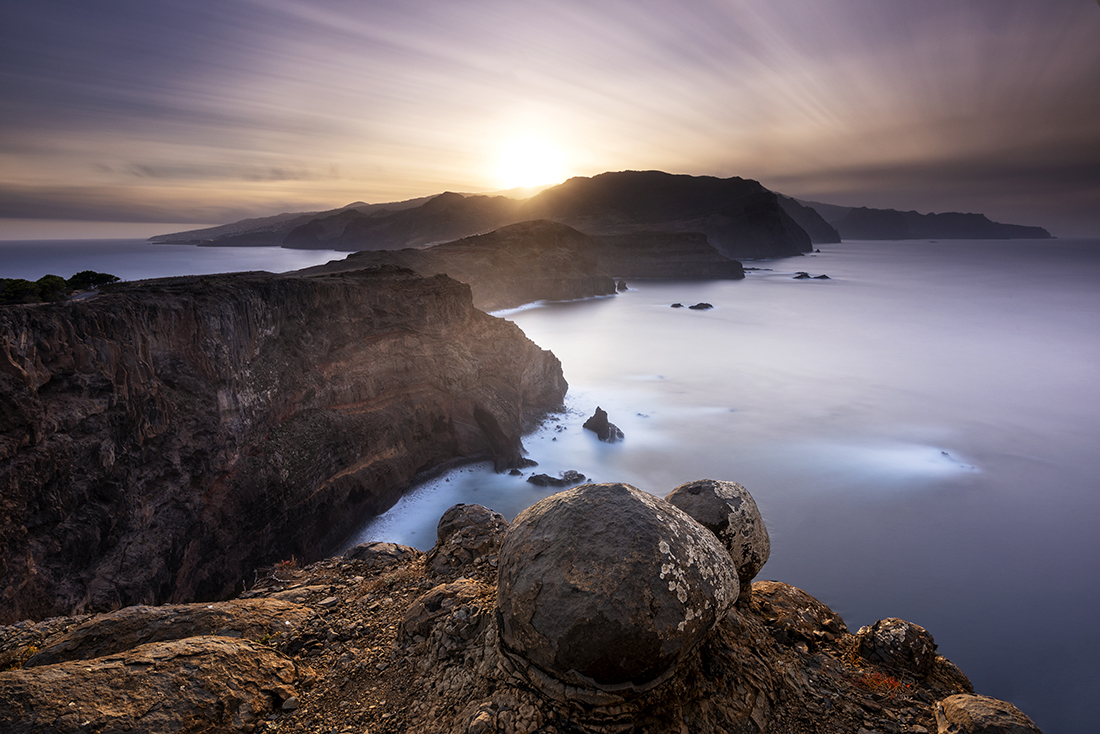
347 238 1100 733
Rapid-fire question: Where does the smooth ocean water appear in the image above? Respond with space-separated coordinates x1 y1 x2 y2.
346 238 1100 733
0 238 348 281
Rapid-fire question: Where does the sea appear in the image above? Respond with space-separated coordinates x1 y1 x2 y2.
0 238 346 282
3 236 1098 732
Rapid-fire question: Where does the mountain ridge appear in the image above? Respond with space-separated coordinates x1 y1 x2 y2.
152 171 821 259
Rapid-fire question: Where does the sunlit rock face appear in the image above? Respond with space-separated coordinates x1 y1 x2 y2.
0 266 566 623
665 479 770 603
302 220 619 312
495 483 738 700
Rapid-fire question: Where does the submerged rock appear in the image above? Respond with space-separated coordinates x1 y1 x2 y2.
688 302 713 310
665 479 770 603
582 406 624 442
495 483 738 700
525 469 586 487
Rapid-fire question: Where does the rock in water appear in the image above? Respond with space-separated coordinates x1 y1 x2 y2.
525 470 586 487
495 483 738 700
664 479 770 603
582 406 624 442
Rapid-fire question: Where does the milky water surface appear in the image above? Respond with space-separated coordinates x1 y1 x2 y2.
347 239 1100 733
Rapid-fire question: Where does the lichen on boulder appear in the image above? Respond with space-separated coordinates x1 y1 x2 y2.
856 617 938 675
494 482 738 701
665 478 770 602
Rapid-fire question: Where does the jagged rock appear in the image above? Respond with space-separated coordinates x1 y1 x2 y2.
0 267 566 624
616 279 628 291
426 504 509 577
935 694 1044 734
688 302 713 310
814 274 830 279
0 637 299 733
751 580 847 646
24 598 312 667
342 541 421 568
793 271 812 279
582 406 624 442
400 578 491 643
665 479 770 603
495 483 738 700
671 302 683 308
857 617 938 675
525 470 586 487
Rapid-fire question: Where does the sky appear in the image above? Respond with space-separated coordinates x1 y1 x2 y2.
2 0 1099 239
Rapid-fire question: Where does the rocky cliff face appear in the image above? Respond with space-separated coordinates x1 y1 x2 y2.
591 231 745 279
520 171 813 259
0 267 566 624
297 221 621 312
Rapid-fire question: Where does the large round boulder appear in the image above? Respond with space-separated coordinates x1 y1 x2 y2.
664 479 770 601
495 483 738 699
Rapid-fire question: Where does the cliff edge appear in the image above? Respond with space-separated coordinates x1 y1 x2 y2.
0 484 1044 734
0 267 566 623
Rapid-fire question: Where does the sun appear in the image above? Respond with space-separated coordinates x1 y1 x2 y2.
495 135 567 190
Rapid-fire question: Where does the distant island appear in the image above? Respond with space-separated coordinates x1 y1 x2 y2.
151 170 1052 259
781 197 1053 241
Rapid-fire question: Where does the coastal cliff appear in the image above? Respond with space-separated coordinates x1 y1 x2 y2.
0 267 566 624
297 221 621 312
297 220 744 312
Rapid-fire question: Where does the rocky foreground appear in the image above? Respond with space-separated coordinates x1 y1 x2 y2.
0 482 1042 734
0 267 565 623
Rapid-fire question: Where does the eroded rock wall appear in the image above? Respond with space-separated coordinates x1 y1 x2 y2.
0 266 566 623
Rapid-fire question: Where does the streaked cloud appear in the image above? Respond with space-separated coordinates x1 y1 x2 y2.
1 0 1098 236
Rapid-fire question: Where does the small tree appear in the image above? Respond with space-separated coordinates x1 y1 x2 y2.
35 274 70 302
67 270 120 290
0 278 41 305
